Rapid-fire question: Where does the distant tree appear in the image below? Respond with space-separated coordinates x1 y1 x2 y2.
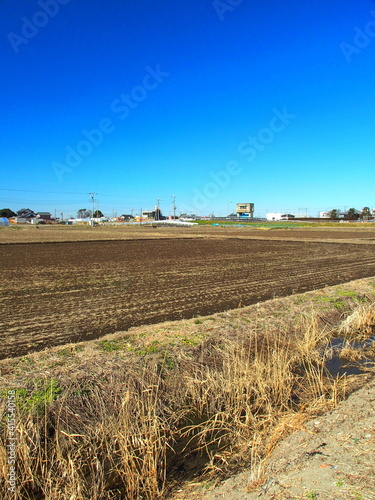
361 207 371 219
93 210 104 218
77 208 92 219
0 208 16 218
347 208 358 219
329 209 339 218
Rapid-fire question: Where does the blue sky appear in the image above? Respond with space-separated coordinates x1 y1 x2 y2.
1 0 374 218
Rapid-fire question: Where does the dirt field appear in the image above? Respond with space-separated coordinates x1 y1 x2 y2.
2 224 375 244
2 237 375 359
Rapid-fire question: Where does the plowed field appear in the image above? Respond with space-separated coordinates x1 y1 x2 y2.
2 238 375 359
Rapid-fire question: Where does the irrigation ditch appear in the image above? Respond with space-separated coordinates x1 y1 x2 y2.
0 278 374 499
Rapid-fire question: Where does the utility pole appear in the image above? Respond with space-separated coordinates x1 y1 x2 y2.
172 195 176 220
156 198 160 221
89 192 96 227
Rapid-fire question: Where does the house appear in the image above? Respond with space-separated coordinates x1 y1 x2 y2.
36 212 52 221
266 213 295 221
342 209 361 220
13 217 29 224
17 208 36 219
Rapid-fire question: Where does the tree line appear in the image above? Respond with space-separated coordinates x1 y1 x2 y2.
0 208 105 219
328 207 373 219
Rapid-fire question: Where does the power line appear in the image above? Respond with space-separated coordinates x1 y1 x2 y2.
0 188 89 195
0 188 171 201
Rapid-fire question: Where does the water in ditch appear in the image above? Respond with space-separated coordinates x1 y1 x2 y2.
324 335 375 377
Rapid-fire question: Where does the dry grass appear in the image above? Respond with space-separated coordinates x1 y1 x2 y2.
339 303 375 339
1 281 375 499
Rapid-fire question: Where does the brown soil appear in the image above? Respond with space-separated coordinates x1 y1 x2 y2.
2 224 375 245
2 238 375 359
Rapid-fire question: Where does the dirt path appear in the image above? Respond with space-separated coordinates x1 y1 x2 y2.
174 375 375 500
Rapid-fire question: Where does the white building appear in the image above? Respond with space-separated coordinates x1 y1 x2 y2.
266 213 295 221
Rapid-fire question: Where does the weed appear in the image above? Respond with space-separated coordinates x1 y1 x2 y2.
99 340 123 352
19 357 35 365
316 296 346 311
315 296 332 303
306 491 318 499
144 340 161 353
56 348 74 357
336 290 357 297
180 337 201 346
72 383 92 397
135 340 162 355
16 378 61 415
98 336 131 352
333 300 345 311
157 352 176 371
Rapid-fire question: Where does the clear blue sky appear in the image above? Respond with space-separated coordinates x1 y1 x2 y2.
1 0 374 218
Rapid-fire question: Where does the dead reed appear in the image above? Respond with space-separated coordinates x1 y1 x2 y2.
0 297 374 499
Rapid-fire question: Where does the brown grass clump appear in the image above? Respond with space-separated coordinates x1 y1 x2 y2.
1 285 375 499
339 303 375 339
